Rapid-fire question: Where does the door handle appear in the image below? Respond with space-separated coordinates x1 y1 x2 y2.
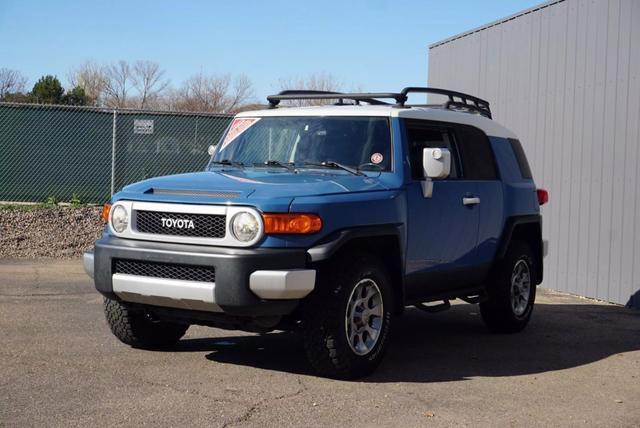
463 196 481 206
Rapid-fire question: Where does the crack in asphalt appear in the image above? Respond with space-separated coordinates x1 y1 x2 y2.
221 377 309 427
139 378 241 405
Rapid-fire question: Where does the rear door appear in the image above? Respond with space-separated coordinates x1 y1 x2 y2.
404 120 481 300
454 125 503 273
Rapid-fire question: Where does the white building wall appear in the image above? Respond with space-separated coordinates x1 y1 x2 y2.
428 0 640 307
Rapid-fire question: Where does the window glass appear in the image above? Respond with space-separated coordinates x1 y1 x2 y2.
211 116 392 171
405 120 459 179
454 125 498 180
508 138 533 179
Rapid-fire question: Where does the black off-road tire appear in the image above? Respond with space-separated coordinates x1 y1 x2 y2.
301 253 394 379
103 298 189 348
480 241 537 333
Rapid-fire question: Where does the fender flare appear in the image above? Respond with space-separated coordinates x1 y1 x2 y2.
495 214 543 284
307 224 406 312
306 224 404 263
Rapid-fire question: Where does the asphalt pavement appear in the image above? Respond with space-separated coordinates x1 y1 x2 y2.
1 259 639 427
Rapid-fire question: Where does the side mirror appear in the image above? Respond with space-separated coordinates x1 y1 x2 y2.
421 148 451 198
208 145 216 156
423 148 451 179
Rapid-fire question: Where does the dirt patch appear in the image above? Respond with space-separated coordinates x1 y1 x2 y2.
0 206 103 258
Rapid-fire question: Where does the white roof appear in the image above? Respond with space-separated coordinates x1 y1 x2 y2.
236 104 517 139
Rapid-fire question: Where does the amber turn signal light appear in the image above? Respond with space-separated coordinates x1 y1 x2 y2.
263 213 322 234
101 203 111 223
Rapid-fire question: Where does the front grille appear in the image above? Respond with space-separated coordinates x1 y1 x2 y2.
135 210 226 238
114 259 216 282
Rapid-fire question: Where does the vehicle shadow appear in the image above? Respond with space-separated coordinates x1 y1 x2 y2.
172 302 640 382
627 289 640 309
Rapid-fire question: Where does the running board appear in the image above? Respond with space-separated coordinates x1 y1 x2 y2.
413 291 488 313
415 300 451 313
459 293 487 304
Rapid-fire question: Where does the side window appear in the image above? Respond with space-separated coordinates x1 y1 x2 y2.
405 120 459 180
508 138 533 179
454 125 498 180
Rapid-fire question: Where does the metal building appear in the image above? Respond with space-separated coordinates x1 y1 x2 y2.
428 0 640 308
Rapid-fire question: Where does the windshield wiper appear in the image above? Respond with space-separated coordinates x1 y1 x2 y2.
254 160 296 171
303 161 365 176
210 159 244 169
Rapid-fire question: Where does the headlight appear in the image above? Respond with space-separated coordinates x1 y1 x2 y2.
231 211 260 242
110 204 128 233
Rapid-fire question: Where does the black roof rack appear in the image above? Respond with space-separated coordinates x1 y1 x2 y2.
267 90 396 107
266 87 492 119
398 87 492 118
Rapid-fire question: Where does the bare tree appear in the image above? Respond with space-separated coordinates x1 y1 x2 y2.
103 60 132 108
277 72 343 106
67 61 107 105
132 60 169 109
173 72 253 113
0 68 28 99
225 74 253 112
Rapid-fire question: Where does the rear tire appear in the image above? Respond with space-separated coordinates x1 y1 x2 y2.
480 241 536 333
301 253 394 379
103 298 189 348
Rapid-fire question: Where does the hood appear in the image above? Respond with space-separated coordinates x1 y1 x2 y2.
116 169 390 205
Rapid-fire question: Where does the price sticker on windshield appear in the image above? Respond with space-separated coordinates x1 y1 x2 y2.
220 118 260 151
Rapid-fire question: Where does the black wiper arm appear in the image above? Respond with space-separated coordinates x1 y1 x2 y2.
254 160 296 171
210 159 244 169
303 161 364 176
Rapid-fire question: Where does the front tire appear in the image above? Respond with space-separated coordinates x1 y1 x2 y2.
301 253 394 379
480 241 536 333
103 298 189 348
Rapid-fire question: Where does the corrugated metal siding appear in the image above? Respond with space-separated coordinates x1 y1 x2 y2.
428 0 640 307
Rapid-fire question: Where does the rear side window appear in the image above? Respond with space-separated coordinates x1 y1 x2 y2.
454 125 498 180
508 138 533 179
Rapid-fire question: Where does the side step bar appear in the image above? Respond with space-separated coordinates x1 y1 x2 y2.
415 300 451 313
414 291 488 313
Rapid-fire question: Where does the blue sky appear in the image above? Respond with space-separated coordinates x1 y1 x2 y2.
0 0 542 100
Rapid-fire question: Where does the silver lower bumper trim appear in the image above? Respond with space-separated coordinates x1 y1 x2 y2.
112 273 222 312
83 252 94 278
249 269 316 299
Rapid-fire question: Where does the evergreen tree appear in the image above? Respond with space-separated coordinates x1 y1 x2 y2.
63 86 89 106
31 75 64 104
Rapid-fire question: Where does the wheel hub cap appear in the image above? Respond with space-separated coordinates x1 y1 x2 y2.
510 259 531 317
345 278 384 356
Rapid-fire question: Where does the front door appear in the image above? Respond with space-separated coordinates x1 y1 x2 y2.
403 120 481 301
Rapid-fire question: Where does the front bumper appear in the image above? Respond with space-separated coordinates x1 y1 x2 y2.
84 234 315 316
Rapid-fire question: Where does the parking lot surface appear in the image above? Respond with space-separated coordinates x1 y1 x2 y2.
1 259 639 427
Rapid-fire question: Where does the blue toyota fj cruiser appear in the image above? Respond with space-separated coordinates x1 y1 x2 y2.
84 87 548 379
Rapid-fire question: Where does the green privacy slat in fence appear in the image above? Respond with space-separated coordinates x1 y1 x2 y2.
0 103 232 204
113 112 231 192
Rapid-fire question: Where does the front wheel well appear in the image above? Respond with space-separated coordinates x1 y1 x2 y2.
314 234 405 314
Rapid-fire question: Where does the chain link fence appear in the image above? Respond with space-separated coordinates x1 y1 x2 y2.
0 102 233 204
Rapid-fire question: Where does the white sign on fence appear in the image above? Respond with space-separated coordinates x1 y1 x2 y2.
133 119 154 134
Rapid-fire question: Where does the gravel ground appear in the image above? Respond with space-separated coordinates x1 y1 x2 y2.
0 206 103 258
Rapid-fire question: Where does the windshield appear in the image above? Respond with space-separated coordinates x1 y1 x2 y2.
210 116 392 172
